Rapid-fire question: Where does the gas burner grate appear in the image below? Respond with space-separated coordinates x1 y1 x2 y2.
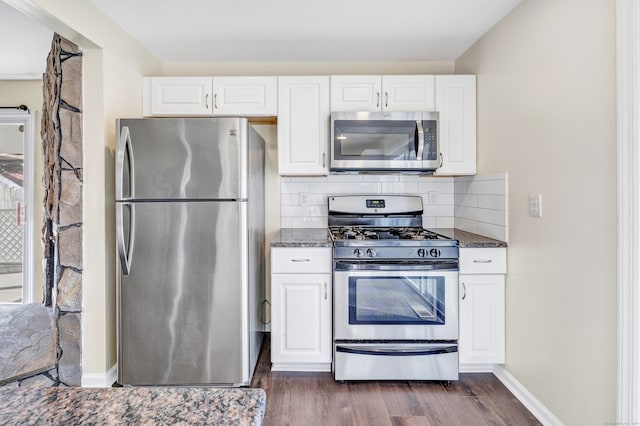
330 227 446 242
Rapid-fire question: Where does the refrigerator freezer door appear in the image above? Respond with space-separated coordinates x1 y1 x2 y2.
116 118 248 200
117 200 249 385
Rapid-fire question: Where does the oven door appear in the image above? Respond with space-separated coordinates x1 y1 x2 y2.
333 260 458 341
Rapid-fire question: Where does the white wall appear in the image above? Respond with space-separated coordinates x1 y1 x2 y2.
163 61 455 76
253 123 278 329
9 0 164 380
455 0 616 424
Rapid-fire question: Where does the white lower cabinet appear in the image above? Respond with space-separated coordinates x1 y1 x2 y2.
271 247 332 371
458 248 506 371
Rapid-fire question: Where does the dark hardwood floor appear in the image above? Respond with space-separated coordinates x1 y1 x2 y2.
251 337 541 426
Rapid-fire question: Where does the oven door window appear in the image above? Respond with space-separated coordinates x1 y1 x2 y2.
348 275 445 325
333 120 419 161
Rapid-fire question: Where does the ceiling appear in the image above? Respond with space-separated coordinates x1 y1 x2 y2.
0 0 523 78
87 0 523 62
0 0 52 79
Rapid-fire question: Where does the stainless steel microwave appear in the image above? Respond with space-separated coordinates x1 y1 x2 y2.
330 111 439 173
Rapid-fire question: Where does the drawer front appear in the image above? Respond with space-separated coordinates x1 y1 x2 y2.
459 248 506 274
272 248 332 274
334 343 459 381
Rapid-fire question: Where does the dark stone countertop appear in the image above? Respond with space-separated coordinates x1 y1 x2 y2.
270 228 332 247
431 228 508 248
271 227 506 249
0 386 266 425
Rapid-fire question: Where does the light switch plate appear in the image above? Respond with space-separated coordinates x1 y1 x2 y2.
528 193 542 218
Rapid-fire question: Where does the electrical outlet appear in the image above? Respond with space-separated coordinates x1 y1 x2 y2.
428 191 438 205
528 194 542 218
300 193 309 206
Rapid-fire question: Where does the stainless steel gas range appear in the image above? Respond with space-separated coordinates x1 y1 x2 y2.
329 195 459 382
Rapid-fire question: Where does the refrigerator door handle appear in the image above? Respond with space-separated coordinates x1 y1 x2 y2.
116 202 134 275
116 125 135 200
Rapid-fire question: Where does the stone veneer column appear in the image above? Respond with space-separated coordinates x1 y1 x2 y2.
41 34 83 387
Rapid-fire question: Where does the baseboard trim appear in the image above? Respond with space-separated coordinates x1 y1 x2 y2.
492 365 563 426
459 363 494 373
271 362 332 372
81 364 117 387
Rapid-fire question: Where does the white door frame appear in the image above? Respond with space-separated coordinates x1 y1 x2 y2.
617 0 640 423
0 109 35 303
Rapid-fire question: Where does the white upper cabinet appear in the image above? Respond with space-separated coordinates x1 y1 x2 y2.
211 77 276 116
143 76 276 116
434 75 477 176
277 76 330 176
382 75 435 111
330 75 435 112
330 76 382 111
144 77 213 116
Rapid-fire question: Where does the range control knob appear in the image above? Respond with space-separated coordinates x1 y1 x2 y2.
429 248 441 258
353 248 363 257
417 248 426 257
366 248 377 258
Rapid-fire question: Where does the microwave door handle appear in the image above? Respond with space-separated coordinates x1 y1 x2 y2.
416 120 425 160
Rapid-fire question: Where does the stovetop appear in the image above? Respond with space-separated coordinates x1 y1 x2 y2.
330 226 450 242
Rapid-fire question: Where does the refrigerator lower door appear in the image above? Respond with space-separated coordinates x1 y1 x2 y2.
117 200 249 385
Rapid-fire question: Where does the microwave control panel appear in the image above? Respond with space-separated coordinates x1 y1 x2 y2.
423 120 438 161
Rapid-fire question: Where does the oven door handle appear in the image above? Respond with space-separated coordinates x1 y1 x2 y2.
336 345 458 357
334 260 458 272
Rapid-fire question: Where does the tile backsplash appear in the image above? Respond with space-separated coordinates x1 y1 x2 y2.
454 173 508 242
280 172 508 242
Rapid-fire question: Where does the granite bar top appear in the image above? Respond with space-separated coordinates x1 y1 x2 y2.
430 228 508 248
270 228 332 247
0 386 266 426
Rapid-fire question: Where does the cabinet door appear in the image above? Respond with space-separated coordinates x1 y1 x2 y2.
277 76 330 175
434 75 476 176
459 274 505 365
211 77 276 116
271 273 332 364
330 75 382 112
144 77 213 116
382 75 435 111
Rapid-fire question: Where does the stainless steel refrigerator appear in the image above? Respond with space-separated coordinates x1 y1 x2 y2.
115 117 265 386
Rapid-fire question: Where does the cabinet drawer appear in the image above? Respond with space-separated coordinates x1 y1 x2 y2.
459 248 506 274
272 248 332 274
